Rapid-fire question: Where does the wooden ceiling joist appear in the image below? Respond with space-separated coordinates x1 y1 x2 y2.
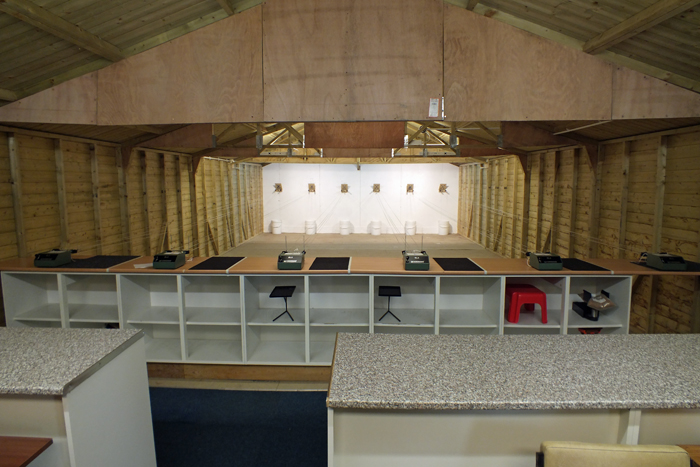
0 88 18 102
0 0 125 62
583 0 700 55
216 0 236 15
140 124 214 149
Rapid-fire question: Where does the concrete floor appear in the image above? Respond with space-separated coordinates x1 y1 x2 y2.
221 233 502 259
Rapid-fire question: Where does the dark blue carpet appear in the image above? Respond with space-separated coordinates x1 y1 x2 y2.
149 388 327 467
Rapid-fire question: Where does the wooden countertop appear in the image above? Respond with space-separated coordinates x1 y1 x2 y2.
2 256 699 276
0 436 53 467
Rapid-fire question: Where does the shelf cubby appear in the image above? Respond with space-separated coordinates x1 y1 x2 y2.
437 276 501 332
373 275 436 330
308 275 370 326
129 323 183 362
119 274 181 325
566 276 631 334
309 325 370 365
185 325 243 363
182 275 242 325
245 326 306 365
1 272 62 326
502 276 565 333
64 274 119 325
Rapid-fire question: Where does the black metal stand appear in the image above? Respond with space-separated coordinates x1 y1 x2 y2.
378 286 402 322
270 285 296 322
273 297 294 322
378 295 401 322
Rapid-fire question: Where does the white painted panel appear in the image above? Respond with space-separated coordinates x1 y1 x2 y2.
62 338 156 467
263 164 459 234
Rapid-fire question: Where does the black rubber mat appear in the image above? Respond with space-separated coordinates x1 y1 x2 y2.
309 257 350 270
631 260 700 272
434 257 484 272
189 257 244 271
63 255 138 269
562 258 610 272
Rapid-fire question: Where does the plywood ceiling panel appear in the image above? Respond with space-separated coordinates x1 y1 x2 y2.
262 0 444 122
444 5 614 121
96 6 263 125
305 122 406 148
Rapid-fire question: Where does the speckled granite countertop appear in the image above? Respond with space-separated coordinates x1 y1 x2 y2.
327 333 700 411
0 328 143 396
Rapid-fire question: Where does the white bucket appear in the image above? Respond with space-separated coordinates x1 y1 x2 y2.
305 220 317 235
405 220 417 236
438 220 450 236
371 220 382 236
271 219 282 235
339 220 351 235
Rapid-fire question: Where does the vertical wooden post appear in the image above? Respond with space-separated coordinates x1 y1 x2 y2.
648 136 668 334
510 157 519 258
550 151 561 254
480 163 487 247
588 151 603 258
227 162 238 247
54 139 69 250
617 141 631 259
520 156 531 258
201 158 211 254
568 148 580 258
535 154 545 252
175 156 185 250
90 144 103 255
116 147 131 255
8 134 26 257
140 151 151 254
160 153 169 251
188 157 200 256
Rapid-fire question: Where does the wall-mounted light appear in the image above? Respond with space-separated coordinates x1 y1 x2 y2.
274 183 283 193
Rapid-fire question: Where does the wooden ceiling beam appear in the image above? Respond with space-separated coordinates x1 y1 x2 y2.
583 0 700 55
0 88 18 102
466 0 480 11
216 0 235 15
0 0 124 62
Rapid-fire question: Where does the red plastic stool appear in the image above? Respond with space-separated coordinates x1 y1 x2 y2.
505 284 548 323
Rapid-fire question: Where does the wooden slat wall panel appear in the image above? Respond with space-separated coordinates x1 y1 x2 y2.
262 0 443 122
0 132 16 261
460 128 700 335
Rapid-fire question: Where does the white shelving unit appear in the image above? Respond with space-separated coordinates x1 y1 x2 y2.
308 275 370 364
243 275 306 364
119 274 183 362
182 275 243 363
373 275 437 334
0 269 634 365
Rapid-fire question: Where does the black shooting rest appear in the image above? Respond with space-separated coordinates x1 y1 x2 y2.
378 286 402 322
270 285 296 322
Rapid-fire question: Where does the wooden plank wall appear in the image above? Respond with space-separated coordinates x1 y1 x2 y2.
0 131 264 324
457 127 700 334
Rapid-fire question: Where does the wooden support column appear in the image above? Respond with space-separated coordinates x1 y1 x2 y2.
175 156 185 250
8 134 26 257
160 154 169 251
54 139 69 250
227 163 237 247
568 149 580 258
201 159 211 254
535 154 545 252
520 156 531 258
220 161 232 249
140 151 151 254
90 144 103 255
648 136 668 334
617 141 631 259
188 158 200 256
588 152 603 258
115 147 131 255
510 158 519 258
550 151 560 254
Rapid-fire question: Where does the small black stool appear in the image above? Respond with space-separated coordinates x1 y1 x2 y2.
270 286 296 322
378 286 401 322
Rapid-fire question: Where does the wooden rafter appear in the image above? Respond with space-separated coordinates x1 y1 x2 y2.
0 88 18 102
216 0 235 15
0 0 124 62
466 0 480 10
583 0 700 55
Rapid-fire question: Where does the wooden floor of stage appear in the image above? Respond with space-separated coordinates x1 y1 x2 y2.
221 233 501 259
